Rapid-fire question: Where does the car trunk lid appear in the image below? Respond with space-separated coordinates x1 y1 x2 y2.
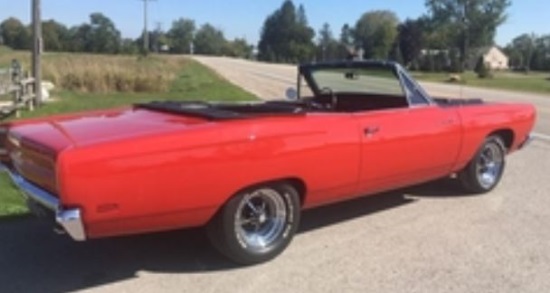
15 108 211 148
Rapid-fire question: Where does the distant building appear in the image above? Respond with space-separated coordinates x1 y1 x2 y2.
418 46 510 71
473 46 509 70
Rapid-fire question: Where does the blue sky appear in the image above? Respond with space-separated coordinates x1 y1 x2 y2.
0 0 545 46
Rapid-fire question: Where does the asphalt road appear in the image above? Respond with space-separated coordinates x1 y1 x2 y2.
1 57 549 293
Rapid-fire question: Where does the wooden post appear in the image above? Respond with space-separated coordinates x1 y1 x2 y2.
13 84 21 118
32 0 43 106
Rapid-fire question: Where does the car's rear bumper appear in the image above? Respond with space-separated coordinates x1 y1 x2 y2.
0 163 86 241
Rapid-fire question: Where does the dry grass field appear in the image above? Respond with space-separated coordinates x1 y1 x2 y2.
1 47 183 93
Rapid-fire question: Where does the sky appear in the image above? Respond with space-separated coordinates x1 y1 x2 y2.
0 0 546 47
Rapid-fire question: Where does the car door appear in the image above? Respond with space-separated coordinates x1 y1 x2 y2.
354 105 461 194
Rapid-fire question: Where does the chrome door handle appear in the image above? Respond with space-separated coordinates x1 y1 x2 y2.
364 126 380 136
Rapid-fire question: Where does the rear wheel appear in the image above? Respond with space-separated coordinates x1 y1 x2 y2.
458 135 506 194
207 183 300 265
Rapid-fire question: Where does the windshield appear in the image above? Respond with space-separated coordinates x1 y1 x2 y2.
309 67 405 96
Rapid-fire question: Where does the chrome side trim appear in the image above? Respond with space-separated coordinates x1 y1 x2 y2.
0 163 86 241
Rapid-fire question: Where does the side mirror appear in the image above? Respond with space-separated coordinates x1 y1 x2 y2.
285 87 298 100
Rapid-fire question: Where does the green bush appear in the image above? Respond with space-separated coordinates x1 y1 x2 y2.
475 57 493 79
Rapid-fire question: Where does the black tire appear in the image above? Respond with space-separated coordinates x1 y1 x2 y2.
458 135 506 194
206 183 301 265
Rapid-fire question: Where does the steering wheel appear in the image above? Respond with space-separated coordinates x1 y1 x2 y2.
320 87 338 110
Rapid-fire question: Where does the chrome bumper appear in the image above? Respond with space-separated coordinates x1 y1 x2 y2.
0 163 86 241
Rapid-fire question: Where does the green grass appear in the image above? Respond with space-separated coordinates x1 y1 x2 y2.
0 55 256 217
412 71 550 94
0 173 27 217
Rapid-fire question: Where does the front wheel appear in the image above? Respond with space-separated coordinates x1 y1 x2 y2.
207 183 301 265
458 135 506 194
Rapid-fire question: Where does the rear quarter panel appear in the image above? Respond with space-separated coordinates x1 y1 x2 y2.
453 102 536 172
58 114 361 238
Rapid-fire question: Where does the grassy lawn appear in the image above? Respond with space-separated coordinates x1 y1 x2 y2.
0 172 28 217
412 71 550 94
0 53 257 217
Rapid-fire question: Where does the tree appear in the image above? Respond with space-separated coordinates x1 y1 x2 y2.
338 24 356 59
508 33 536 70
353 10 399 59
167 18 195 54
135 27 169 53
297 4 308 26
42 20 69 51
475 56 492 78
194 24 227 55
0 17 31 49
150 26 169 53
425 0 511 71
397 19 425 67
66 24 93 52
339 24 353 48
506 34 550 72
88 13 121 53
317 23 340 61
389 42 404 65
224 38 254 58
257 0 315 63
120 38 139 55
66 13 121 53
532 35 550 71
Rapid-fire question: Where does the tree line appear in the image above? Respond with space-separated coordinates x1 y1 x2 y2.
1 0 549 72
505 34 550 71
257 0 517 72
0 13 254 58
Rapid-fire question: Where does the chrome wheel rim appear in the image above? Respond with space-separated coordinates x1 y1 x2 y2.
235 188 287 252
476 143 504 189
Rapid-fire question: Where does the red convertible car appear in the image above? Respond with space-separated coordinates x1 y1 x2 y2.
0 61 535 264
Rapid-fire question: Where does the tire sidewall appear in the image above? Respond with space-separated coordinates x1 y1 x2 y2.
212 183 301 264
461 136 506 193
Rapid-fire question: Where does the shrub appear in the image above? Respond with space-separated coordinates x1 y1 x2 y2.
475 57 493 79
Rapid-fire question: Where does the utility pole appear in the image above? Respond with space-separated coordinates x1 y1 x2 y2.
155 22 162 53
140 0 156 54
31 0 43 105
462 1 469 72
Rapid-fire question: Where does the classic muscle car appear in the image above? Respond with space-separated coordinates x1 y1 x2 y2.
0 61 535 264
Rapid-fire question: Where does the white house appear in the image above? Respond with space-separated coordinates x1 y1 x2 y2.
479 46 509 70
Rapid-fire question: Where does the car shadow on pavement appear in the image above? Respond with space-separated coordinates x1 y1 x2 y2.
0 179 466 293
404 178 475 198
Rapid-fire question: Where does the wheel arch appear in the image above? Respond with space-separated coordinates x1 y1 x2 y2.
210 177 308 221
488 128 514 151
234 177 307 206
